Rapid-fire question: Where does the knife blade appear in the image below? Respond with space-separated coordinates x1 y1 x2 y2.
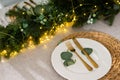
72 38 99 68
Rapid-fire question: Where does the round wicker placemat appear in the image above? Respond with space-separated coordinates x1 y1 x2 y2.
61 31 120 80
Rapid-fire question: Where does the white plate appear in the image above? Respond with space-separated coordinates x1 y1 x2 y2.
51 38 112 80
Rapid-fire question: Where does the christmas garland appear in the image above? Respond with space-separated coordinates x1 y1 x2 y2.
0 0 120 61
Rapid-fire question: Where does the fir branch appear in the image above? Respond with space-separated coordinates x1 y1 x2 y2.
0 0 120 60
0 32 15 39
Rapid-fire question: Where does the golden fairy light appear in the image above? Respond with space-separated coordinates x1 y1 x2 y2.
19 43 27 52
41 8 44 12
39 32 52 44
27 36 35 49
0 21 75 60
0 50 8 63
114 0 120 4
40 26 43 29
79 4 83 6
38 21 74 44
64 21 74 27
106 2 108 5
63 28 67 32
72 15 77 21
10 51 18 58
22 12 25 15
83 13 86 16
65 14 68 17
0 50 7 56
94 5 97 8
117 0 120 4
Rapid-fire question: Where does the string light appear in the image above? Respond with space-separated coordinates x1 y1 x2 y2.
64 22 74 27
79 4 83 6
72 10 75 13
65 14 68 17
0 50 8 63
94 5 97 8
10 51 18 58
72 16 77 21
40 26 42 29
41 8 44 13
114 0 120 5
0 22 74 59
117 0 120 4
0 50 7 56
20 48 25 52
106 2 108 5
1 0 77 58
63 28 67 32
22 12 25 15
27 36 35 49
83 13 86 16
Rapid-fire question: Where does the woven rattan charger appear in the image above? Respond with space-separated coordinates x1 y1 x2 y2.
60 31 120 80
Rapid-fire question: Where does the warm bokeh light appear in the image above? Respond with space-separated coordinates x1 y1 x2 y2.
10 51 18 58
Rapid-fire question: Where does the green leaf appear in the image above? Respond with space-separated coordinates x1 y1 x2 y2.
34 5 43 15
63 59 76 66
107 15 115 26
61 51 73 60
81 48 93 55
39 14 45 20
0 32 6 39
23 23 28 28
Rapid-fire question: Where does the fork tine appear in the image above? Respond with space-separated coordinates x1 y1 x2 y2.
65 42 75 51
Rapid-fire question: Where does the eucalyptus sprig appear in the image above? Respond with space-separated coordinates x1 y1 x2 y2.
61 51 76 66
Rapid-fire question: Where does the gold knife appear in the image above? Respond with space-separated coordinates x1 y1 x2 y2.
72 38 99 68
65 42 93 71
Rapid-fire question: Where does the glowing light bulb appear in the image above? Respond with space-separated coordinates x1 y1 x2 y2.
29 36 32 39
1 50 7 56
10 51 18 58
45 36 48 39
41 8 44 12
40 27 42 29
106 2 108 5
72 10 75 13
80 4 83 6
83 13 86 16
65 14 68 17
72 16 76 21
63 28 67 32
22 12 25 15
27 36 35 49
94 5 97 8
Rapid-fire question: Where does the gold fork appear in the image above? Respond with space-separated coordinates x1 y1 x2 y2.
65 42 93 71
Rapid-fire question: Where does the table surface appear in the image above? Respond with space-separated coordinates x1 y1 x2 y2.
0 1 120 80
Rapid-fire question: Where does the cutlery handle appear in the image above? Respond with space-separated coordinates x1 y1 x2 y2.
87 55 99 68
72 38 99 68
83 50 99 68
74 51 93 71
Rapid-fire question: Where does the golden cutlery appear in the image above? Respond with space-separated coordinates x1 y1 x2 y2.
65 42 93 71
72 38 99 68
